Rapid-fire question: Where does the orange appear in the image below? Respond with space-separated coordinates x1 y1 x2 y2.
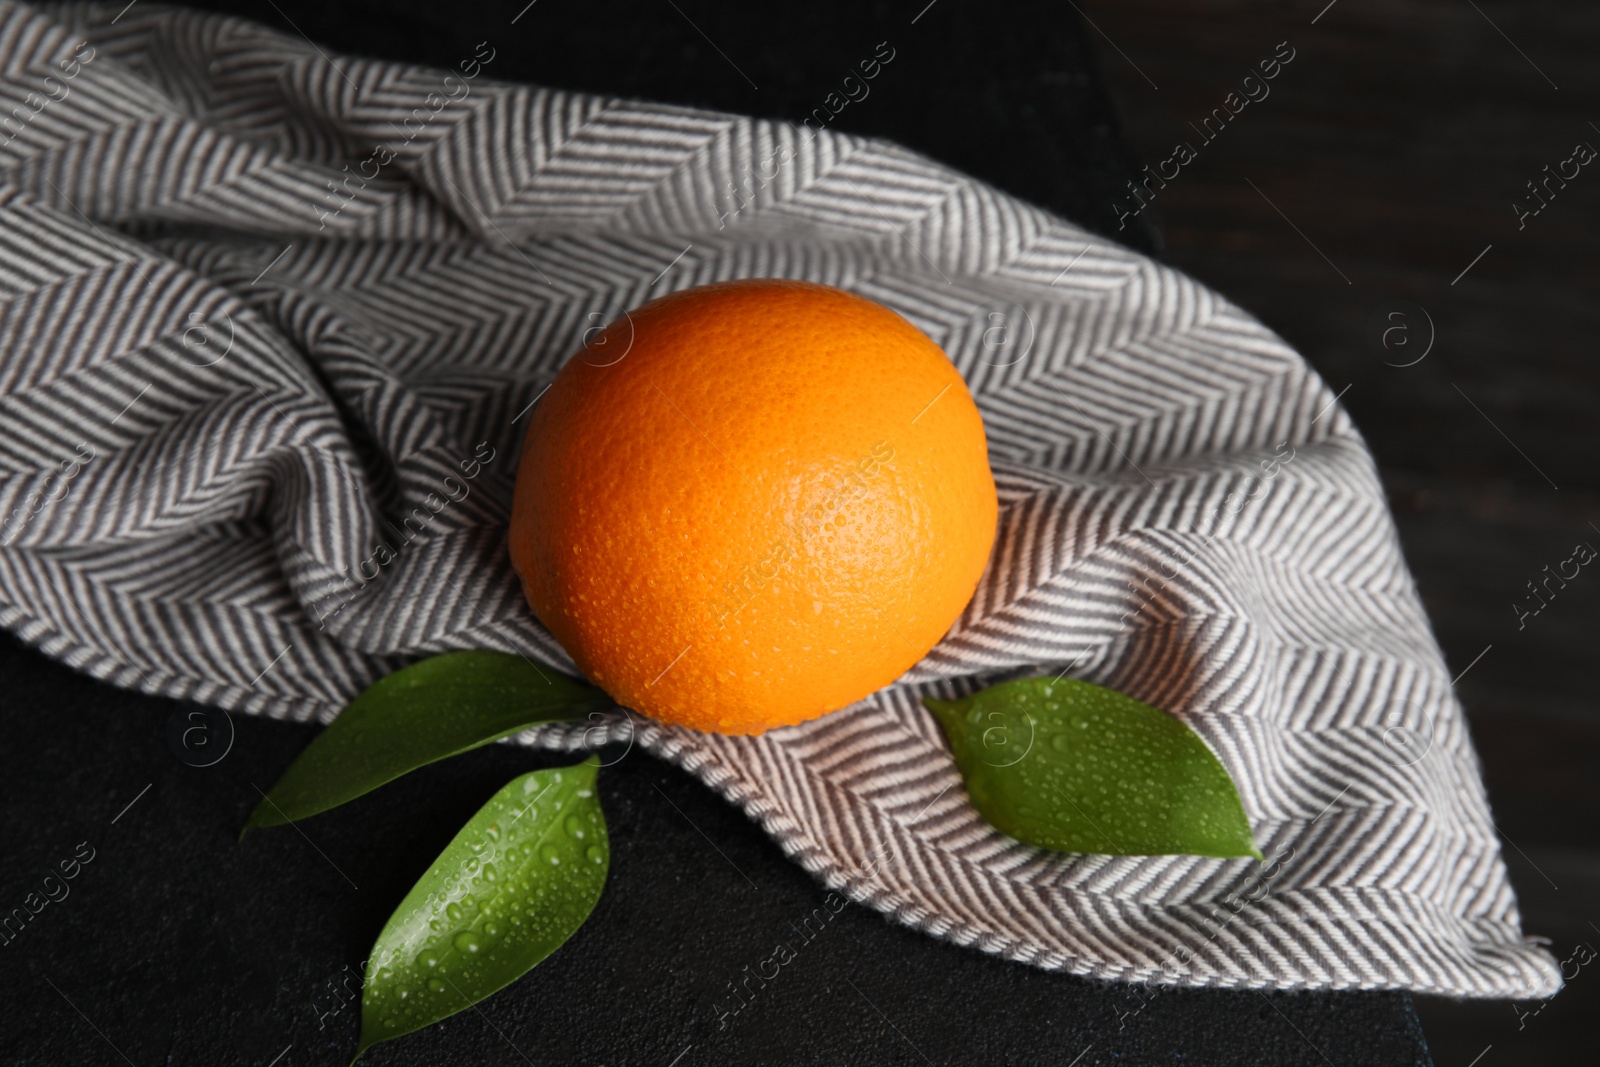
509 279 997 735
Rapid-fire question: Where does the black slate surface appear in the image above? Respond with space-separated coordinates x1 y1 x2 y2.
0 633 1434 1066
172 0 1163 257
0 1 1435 1063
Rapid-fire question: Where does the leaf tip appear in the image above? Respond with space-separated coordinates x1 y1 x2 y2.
238 807 266 842
574 753 603 785
352 1018 381 1066
241 799 282 837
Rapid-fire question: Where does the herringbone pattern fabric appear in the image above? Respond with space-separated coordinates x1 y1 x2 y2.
0 1 1558 996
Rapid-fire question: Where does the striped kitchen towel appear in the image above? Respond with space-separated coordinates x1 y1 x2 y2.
0 1 1559 997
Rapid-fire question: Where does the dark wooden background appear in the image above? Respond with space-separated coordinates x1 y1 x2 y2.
1074 0 1599 1061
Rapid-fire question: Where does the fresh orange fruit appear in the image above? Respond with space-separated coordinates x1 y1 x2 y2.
510 279 997 735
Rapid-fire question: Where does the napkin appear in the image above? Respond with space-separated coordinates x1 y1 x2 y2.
0 0 1559 996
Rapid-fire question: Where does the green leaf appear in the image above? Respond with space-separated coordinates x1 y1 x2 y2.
925 678 1261 860
245 650 613 833
356 757 609 1060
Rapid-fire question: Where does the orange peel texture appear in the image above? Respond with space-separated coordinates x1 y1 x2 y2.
510 279 997 735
